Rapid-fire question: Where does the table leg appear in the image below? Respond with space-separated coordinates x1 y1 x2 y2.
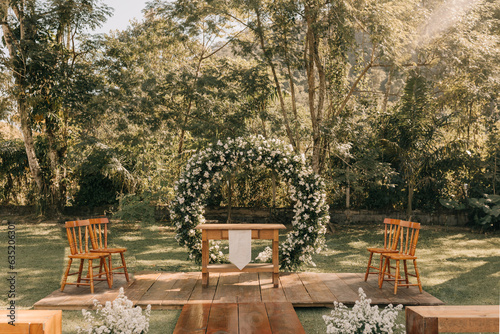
202 230 209 288
272 229 279 288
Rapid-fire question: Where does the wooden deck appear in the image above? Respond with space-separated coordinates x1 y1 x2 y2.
173 302 305 334
34 271 444 310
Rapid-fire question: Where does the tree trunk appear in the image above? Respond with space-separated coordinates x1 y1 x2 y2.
382 69 393 113
178 53 204 155
304 4 326 173
19 97 44 197
407 178 414 221
254 5 298 153
46 123 66 214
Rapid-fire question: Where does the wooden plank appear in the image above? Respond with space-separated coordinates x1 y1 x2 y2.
34 271 446 310
316 273 352 304
238 303 272 334
33 288 85 310
202 230 209 287
161 272 200 307
206 303 239 334
272 229 279 287
207 263 274 272
279 273 314 306
406 305 436 334
0 310 62 334
213 272 240 303
188 273 219 304
298 272 337 306
92 276 132 306
195 223 286 230
237 272 262 303
42 279 111 309
205 229 277 239
138 272 181 308
356 273 420 306
337 273 391 305
173 303 211 334
0 323 33 334
266 302 305 334
259 272 287 303
364 270 444 306
406 305 499 333
124 272 162 304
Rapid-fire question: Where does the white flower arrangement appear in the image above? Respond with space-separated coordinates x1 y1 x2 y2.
323 288 404 334
77 288 151 334
170 136 330 270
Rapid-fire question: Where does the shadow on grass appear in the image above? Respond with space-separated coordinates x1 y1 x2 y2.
1 219 499 333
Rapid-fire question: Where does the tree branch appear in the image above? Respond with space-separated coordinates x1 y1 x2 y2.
335 43 376 116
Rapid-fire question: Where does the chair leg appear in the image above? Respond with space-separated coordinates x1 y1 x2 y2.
88 259 94 294
379 257 388 288
61 258 73 291
413 259 423 293
120 252 130 282
101 256 112 288
394 260 400 294
364 252 374 281
403 260 410 287
108 255 113 286
98 258 104 278
77 259 84 287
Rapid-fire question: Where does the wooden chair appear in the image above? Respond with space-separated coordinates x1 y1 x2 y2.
88 218 130 284
379 220 423 294
61 220 112 293
364 218 401 281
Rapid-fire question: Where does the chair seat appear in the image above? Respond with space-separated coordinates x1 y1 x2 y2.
68 252 109 260
367 247 400 254
384 253 418 260
91 247 127 253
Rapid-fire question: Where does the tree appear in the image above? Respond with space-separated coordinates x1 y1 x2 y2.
380 71 441 218
0 0 111 214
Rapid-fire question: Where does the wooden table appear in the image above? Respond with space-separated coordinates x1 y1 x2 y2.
195 224 286 288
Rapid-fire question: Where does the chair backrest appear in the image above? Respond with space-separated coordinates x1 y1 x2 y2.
398 220 421 256
382 218 401 251
64 220 91 255
88 218 110 250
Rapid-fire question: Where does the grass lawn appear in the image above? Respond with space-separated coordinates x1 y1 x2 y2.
0 216 499 333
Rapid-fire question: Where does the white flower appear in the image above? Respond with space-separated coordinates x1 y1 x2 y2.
172 136 329 271
323 288 404 334
77 288 151 334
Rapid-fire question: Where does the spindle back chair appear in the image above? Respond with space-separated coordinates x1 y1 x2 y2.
61 220 112 293
379 220 423 294
364 218 401 281
88 218 129 283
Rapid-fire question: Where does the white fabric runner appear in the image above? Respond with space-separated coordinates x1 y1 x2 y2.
228 230 251 270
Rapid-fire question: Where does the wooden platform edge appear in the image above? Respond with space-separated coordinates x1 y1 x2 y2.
33 272 445 310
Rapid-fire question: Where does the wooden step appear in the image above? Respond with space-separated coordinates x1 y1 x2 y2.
406 305 499 333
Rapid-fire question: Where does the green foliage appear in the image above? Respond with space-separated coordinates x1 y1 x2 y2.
1 0 499 216
0 139 31 204
468 194 500 231
113 192 156 225
72 144 135 208
440 194 500 231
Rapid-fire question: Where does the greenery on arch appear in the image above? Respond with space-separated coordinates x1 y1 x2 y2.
170 136 330 271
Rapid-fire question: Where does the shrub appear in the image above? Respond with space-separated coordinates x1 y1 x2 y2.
323 288 404 334
77 287 151 334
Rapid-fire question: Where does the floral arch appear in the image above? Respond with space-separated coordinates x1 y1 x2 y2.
170 136 330 270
